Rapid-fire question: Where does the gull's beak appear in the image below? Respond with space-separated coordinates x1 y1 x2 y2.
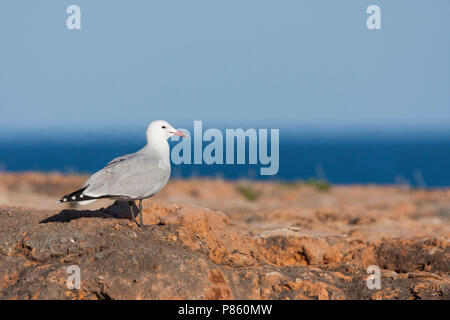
170 130 187 138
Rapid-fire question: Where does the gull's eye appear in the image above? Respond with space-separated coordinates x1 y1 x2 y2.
162 126 166 129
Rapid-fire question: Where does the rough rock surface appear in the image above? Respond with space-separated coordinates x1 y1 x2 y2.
0 173 449 299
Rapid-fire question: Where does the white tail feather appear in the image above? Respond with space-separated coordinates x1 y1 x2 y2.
77 199 97 206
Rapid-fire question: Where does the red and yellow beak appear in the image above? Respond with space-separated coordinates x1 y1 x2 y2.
170 130 187 138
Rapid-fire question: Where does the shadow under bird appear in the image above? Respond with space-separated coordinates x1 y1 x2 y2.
58 120 187 228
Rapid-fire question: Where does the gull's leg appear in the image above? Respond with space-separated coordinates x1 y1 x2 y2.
129 201 139 226
139 199 144 227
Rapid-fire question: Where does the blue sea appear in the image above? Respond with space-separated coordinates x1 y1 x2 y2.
0 132 449 187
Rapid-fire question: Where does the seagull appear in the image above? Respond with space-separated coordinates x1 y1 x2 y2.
58 120 186 228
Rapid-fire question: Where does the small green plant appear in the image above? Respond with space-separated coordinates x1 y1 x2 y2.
305 178 332 192
235 184 259 201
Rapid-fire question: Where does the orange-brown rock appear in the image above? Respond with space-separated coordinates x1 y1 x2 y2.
0 173 448 299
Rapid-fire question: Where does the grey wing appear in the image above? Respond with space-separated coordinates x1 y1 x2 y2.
106 153 135 166
83 153 170 199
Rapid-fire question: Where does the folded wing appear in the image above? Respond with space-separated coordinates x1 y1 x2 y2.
83 152 170 199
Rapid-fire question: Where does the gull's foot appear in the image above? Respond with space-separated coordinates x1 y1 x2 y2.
139 222 165 229
136 219 165 229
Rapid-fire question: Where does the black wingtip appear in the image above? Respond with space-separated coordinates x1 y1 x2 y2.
58 186 93 203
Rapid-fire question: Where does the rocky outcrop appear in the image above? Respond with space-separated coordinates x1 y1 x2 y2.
0 198 448 300
0 173 449 299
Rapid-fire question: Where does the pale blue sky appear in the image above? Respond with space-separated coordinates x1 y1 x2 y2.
0 0 449 134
